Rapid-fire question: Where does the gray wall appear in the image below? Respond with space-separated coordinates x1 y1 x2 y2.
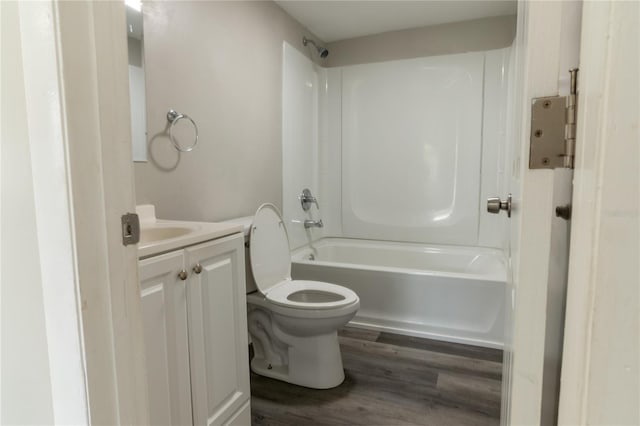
135 1 323 222
135 3 515 222
326 15 516 67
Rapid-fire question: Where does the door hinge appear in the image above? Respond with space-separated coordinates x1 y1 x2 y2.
121 212 140 246
529 68 578 169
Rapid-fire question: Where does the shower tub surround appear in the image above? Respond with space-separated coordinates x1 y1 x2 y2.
282 43 511 349
292 238 506 348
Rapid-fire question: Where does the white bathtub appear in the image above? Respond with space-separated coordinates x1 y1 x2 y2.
291 238 506 349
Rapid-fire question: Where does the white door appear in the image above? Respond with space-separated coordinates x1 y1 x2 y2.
501 2 582 425
186 234 250 426
7 1 149 423
139 251 193 426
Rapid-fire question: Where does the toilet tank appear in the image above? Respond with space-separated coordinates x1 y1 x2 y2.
222 216 258 293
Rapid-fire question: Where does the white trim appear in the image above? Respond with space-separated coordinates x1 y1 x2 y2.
17 1 88 423
559 1 639 424
505 1 581 424
52 0 149 423
558 3 612 420
508 2 561 424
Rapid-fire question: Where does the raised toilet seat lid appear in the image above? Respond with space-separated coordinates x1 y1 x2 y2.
249 203 292 294
249 204 357 310
266 280 359 310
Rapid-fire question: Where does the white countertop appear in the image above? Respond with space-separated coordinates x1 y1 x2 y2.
136 205 243 258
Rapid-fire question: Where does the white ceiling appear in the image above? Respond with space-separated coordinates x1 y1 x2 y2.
276 1 517 43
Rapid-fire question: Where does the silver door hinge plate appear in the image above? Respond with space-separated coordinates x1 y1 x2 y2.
529 69 578 169
121 212 140 246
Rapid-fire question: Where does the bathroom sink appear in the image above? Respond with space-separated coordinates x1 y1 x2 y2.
140 225 194 244
136 204 244 258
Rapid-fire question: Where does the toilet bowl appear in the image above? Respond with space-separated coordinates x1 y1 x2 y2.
246 203 359 389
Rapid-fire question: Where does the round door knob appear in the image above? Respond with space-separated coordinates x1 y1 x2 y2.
487 194 512 217
178 270 188 281
487 197 502 214
193 263 203 274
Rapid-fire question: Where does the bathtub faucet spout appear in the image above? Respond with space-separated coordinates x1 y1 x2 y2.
304 219 324 229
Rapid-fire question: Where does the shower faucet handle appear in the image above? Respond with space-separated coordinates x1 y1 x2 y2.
299 188 319 211
304 219 324 229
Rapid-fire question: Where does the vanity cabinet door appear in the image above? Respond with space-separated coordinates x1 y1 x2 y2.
139 250 193 426
185 233 250 426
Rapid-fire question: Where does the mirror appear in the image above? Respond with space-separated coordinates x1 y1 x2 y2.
126 0 147 162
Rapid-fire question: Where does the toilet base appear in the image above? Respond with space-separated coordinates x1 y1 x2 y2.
250 331 346 389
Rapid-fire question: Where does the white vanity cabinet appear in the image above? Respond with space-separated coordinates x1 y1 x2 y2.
139 232 251 426
139 250 193 426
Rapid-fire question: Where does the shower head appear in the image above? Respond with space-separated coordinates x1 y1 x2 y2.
303 36 329 59
317 45 329 58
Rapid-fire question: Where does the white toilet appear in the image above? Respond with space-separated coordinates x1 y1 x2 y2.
245 203 359 389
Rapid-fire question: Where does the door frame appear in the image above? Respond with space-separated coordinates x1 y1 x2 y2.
506 1 639 424
558 1 639 424
503 1 581 424
14 1 149 423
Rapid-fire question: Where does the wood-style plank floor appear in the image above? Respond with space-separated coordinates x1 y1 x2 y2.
250 327 503 426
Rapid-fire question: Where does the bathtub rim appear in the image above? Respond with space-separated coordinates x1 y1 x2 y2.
292 237 507 282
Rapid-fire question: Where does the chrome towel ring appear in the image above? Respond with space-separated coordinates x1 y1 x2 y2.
167 109 198 152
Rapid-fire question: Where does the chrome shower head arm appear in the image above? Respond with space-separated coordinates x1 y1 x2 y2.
302 36 317 48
